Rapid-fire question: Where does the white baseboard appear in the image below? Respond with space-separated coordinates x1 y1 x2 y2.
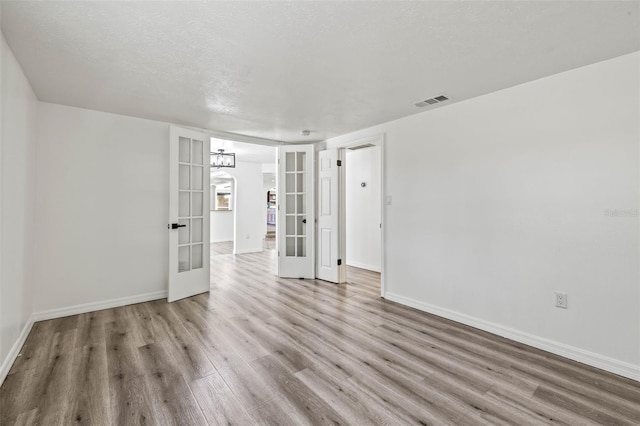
0 315 34 386
211 239 233 243
233 247 262 255
32 290 168 322
346 261 381 273
385 292 640 382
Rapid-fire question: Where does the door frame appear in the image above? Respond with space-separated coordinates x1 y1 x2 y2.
330 133 386 298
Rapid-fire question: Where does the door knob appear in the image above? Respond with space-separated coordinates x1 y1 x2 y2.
168 223 187 229
302 219 307 224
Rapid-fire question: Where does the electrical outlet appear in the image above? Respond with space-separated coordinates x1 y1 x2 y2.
555 292 568 309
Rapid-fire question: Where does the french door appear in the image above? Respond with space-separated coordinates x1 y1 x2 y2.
278 145 315 279
168 126 210 302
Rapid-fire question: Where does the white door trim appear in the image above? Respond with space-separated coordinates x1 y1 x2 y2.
330 134 386 298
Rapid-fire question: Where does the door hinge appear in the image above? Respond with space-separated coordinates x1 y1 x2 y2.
278 251 280 256
337 160 342 166
337 259 342 266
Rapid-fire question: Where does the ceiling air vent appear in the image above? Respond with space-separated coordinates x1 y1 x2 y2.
415 94 449 108
348 143 375 151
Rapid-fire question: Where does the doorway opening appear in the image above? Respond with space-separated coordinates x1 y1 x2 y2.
209 138 278 276
344 143 382 293
336 134 386 298
264 173 276 251
345 144 382 275
210 171 235 256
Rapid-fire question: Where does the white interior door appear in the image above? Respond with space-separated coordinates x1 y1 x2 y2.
278 145 315 279
168 126 210 302
316 148 346 283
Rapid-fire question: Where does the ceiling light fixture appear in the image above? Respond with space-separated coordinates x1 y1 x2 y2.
301 130 311 136
211 149 235 168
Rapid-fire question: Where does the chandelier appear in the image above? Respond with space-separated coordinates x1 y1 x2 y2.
211 149 235 168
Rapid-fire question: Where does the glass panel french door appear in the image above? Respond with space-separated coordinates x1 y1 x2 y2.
169 126 210 302
278 145 314 279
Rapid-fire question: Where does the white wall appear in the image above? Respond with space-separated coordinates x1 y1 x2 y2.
0 35 38 378
327 52 640 379
220 161 265 254
35 102 169 313
210 210 234 242
346 147 381 272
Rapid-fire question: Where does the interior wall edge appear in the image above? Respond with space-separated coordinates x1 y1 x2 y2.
385 292 640 382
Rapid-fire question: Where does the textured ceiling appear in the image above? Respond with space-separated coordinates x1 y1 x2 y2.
210 138 276 164
2 1 638 143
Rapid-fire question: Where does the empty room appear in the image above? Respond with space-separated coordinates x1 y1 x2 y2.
1 1 639 425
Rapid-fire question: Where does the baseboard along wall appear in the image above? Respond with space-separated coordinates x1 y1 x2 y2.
385 292 640 382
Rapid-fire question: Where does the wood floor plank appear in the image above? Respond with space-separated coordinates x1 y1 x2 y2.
8 321 54 375
513 360 640 421
0 369 36 424
140 301 216 380
139 372 207 426
74 312 107 349
295 365 405 426
182 318 279 411
189 371 257 426
229 315 316 374
28 336 77 424
247 395 313 426
2 242 639 425
250 354 348 425
13 408 38 426
108 374 155 426
485 384 601 426
65 344 112 425
533 385 634 425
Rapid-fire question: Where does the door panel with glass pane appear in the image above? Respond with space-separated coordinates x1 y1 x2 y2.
278 145 314 278
169 126 210 302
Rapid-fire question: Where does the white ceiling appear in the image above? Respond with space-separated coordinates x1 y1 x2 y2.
210 138 276 165
2 1 638 143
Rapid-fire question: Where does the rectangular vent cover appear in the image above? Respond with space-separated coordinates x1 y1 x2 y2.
415 94 449 108
348 143 375 151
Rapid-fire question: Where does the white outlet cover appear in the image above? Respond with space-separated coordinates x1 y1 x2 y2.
555 292 568 309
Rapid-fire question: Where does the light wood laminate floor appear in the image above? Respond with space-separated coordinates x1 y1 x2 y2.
1 245 639 425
